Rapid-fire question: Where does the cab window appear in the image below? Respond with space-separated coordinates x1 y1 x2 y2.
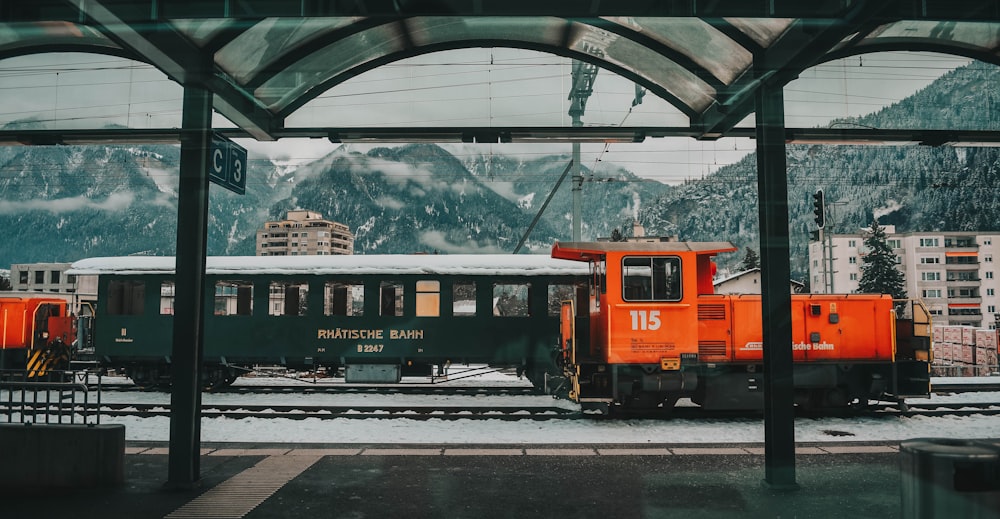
622 256 681 302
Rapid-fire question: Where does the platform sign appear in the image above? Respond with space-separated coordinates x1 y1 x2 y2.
209 134 247 195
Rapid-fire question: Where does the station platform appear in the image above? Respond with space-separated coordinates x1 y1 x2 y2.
0 442 947 519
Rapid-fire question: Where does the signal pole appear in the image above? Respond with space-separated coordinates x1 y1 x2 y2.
812 190 831 292
568 60 597 241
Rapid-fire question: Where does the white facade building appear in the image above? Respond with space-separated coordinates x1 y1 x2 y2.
808 226 1000 328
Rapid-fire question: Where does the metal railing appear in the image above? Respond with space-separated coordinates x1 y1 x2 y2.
0 369 103 425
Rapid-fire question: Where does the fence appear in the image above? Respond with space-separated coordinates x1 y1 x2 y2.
0 369 103 425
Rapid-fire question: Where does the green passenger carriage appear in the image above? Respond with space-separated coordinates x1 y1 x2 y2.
68 255 589 389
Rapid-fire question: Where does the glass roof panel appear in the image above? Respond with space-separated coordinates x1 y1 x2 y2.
260 17 715 118
0 22 119 53
255 22 409 111
863 21 1000 51
215 17 362 84
170 19 233 47
601 17 752 85
405 18 715 114
723 18 795 47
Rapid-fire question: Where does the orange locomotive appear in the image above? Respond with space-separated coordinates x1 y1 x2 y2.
552 241 933 413
0 297 79 376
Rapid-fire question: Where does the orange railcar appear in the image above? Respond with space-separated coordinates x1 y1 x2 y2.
552 241 932 413
0 297 77 376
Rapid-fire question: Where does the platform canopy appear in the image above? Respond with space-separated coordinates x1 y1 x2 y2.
1 1 999 145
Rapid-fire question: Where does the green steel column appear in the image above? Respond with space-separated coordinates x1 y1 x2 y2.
754 80 798 490
167 84 212 488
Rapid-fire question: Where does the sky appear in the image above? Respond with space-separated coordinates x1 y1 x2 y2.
0 49 974 184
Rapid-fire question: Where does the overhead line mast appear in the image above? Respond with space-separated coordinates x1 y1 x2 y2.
568 59 598 241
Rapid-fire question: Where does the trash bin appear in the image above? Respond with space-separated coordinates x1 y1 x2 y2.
900 438 1000 519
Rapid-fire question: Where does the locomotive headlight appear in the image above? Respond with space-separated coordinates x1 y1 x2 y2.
41 331 49 339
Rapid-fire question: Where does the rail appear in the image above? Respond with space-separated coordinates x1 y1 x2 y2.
0 369 103 425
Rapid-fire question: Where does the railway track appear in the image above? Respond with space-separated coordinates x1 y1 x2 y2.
98 383 543 397
4 402 578 421
7 398 1000 422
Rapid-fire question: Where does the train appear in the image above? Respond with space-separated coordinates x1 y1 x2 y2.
66 254 589 390
37 240 932 414
551 241 933 413
0 296 88 377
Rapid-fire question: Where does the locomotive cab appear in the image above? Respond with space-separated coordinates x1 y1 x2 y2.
553 241 734 412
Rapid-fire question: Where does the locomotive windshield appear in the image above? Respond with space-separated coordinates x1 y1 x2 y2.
622 256 681 302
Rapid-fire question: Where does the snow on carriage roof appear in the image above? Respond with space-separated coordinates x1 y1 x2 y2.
68 254 591 277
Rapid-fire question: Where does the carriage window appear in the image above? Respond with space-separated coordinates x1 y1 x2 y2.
324 282 364 316
215 280 253 316
160 281 175 315
494 283 530 316
622 256 681 302
269 281 309 316
107 280 145 315
453 282 476 316
380 282 403 316
548 283 584 316
415 280 440 317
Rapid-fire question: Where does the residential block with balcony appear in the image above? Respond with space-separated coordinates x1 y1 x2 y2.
255 210 354 256
809 227 1000 328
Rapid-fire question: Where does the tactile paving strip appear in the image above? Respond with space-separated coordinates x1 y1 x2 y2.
164 454 322 519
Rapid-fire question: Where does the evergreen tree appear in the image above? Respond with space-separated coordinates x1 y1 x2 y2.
739 248 760 271
609 228 627 242
857 220 907 299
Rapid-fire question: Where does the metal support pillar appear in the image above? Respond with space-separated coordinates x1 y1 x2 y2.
754 80 798 490
167 84 213 488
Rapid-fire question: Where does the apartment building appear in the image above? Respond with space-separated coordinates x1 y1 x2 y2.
808 226 1000 328
10 262 77 293
256 210 354 256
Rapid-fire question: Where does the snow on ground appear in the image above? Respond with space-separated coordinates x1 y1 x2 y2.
86 371 1000 445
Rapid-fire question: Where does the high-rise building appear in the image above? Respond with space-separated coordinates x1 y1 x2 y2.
809 226 1000 328
256 210 354 256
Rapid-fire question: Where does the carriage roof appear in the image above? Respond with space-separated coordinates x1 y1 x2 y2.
68 254 590 277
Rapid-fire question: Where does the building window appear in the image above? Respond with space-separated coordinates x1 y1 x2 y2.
989 272 995 279
919 238 940 247
985 239 993 246
34 271 45 284
989 305 996 313
920 257 940 264
921 272 941 281
453 282 476 317
67 274 76 284
888 239 901 249
986 256 993 263
848 240 857 247
19 271 28 284
848 257 857 264
922 289 942 298
50 271 61 284
849 273 858 281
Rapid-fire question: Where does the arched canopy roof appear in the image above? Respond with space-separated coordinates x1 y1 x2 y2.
1 1 999 143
